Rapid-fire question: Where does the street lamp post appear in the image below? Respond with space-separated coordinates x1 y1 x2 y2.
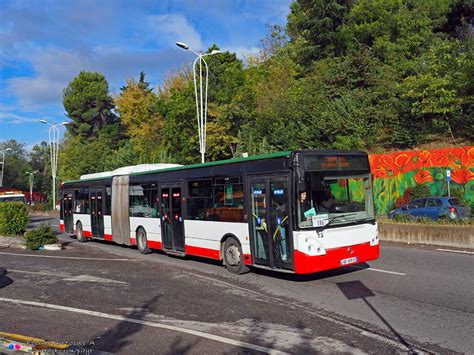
25 170 38 204
39 120 68 209
0 148 13 187
176 41 222 164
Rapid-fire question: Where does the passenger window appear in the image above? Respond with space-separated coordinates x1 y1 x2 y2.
74 188 89 213
187 180 212 220
105 187 112 215
129 184 158 218
210 184 244 222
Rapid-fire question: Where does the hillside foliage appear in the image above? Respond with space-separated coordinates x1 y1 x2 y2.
4 1 473 201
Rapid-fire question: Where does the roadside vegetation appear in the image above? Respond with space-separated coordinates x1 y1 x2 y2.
57 0 473 178
24 224 58 250
0 202 58 249
0 202 28 236
379 214 474 226
1 0 472 211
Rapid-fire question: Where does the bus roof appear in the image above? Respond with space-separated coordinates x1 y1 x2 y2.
64 151 293 184
63 149 368 184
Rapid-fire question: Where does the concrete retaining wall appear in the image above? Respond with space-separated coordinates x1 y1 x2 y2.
379 223 474 249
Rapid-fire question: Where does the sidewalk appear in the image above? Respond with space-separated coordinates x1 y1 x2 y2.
0 236 26 249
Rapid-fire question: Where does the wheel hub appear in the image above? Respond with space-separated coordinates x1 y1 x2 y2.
226 245 240 266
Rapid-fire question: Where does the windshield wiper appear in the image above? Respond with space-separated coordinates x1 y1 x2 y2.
316 213 358 232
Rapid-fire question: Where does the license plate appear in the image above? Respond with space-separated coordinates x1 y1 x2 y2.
340 256 358 266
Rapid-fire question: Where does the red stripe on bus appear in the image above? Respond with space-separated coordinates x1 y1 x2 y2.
294 242 379 274
104 234 113 241
129 238 161 249
83 230 92 238
185 245 221 260
243 254 252 265
148 241 162 250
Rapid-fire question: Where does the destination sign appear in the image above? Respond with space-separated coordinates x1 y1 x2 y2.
302 154 369 172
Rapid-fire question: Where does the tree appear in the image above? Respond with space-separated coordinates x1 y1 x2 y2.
63 71 119 139
61 72 122 179
287 0 352 68
59 134 116 180
28 141 52 199
157 71 199 164
400 38 469 144
343 0 453 66
115 73 164 162
0 140 30 190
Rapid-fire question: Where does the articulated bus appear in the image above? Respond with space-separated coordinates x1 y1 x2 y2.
60 150 379 274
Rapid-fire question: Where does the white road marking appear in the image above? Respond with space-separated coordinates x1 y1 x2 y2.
350 265 406 276
0 297 286 354
436 248 474 255
63 275 127 284
8 270 127 284
0 252 133 261
185 273 263 297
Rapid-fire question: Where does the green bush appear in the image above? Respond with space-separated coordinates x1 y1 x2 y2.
24 224 58 250
390 215 473 226
0 202 28 236
392 214 415 223
409 184 431 200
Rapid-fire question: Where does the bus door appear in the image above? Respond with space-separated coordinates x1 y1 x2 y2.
90 188 104 239
248 175 292 270
160 183 185 252
62 190 74 234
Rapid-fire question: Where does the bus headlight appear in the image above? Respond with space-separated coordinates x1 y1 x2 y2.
299 233 326 256
369 223 379 246
370 234 379 246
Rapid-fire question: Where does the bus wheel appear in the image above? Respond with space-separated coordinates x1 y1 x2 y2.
223 238 249 275
76 222 86 243
137 228 151 254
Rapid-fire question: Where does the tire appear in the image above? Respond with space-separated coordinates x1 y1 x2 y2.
137 228 151 254
76 222 86 243
223 238 249 275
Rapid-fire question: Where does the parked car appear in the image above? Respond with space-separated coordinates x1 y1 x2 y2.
388 197 470 221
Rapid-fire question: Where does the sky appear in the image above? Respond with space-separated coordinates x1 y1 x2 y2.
0 0 291 148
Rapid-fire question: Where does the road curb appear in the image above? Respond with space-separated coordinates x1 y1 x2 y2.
379 223 474 249
42 243 62 251
0 237 27 250
0 235 64 251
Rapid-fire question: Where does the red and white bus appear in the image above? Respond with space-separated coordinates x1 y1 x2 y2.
60 150 379 274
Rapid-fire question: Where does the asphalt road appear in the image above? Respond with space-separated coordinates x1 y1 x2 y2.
1 216 473 354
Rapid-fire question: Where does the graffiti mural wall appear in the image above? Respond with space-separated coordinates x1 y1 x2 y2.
369 146 474 214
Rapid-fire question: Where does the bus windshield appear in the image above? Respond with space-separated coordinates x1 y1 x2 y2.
297 172 374 229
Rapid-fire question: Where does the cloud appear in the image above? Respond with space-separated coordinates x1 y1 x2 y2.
145 14 202 51
4 45 192 111
224 46 261 64
0 112 44 124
